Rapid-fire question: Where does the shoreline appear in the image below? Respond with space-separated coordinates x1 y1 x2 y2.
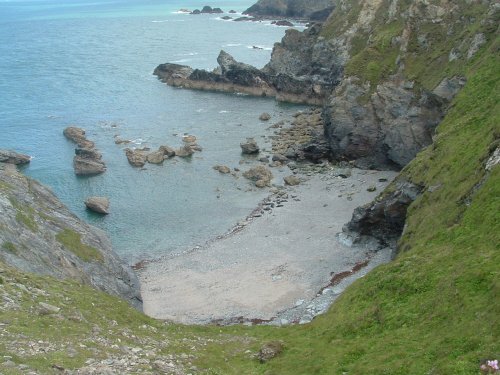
138 165 397 325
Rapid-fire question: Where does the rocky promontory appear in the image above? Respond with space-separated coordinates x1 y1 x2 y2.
0 162 141 309
243 0 335 21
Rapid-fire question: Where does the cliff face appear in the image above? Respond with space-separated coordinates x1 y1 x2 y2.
0 162 142 309
243 0 335 20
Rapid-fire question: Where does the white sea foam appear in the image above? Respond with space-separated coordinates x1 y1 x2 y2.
132 138 145 145
223 43 242 47
219 110 229 113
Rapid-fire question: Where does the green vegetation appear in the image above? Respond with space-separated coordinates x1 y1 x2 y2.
1 242 17 254
55 229 104 263
9 198 38 232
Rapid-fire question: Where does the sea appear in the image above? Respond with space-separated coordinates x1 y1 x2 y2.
0 0 308 263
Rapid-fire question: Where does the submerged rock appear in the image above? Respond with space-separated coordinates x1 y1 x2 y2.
146 151 165 164
213 165 231 174
85 197 110 214
284 175 300 186
175 145 194 158
259 112 271 121
243 165 273 187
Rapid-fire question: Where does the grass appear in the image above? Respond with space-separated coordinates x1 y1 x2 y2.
1 242 17 254
55 229 104 263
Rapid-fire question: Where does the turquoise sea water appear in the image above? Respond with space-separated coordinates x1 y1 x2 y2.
0 0 306 263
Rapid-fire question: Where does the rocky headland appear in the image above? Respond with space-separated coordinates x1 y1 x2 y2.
0 160 141 309
243 0 335 21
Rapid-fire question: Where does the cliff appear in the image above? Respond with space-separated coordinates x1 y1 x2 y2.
0 162 142 309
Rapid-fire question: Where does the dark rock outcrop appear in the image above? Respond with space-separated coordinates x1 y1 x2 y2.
343 180 423 252
0 150 31 165
154 45 338 105
324 77 447 170
0 163 141 309
244 0 334 20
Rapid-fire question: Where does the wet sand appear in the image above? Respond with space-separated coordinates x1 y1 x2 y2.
139 167 397 324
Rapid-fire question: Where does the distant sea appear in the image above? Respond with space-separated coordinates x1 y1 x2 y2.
0 0 307 263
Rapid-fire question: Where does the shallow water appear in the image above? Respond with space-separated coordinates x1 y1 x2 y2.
0 0 307 263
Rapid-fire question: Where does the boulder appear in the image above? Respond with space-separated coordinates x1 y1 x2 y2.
146 151 165 164
243 165 273 187
191 9 201 14
159 145 175 157
213 165 231 174
0 149 31 165
259 112 271 121
73 157 106 176
85 196 110 214
240 138 260 154
272 153 288 163
63 126 95 148
175 145 194 157
284 175 300 186
274 20 294 27
257 341 284 363
125 148 147 167
201 5 213 13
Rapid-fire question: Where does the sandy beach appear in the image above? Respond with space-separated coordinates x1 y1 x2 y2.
139 167 397 324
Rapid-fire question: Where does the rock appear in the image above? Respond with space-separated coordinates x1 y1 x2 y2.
221 16 232 20
0 149 31 165
0 163 142 309
234 16 253 21
124 148 147 167
259 112 271 121
345 180 423 252
259 157 270 163
146 151 165 164
333 168 351 178
284 175 300 186
324 77 445 170
38 302 61 315
367 185 377 192
175 145 194 157
190 9 201 14
73 146 105 174
229 9 237 13
159 145 175 157
272 153 288 163
213 165 231 174
63 126 95 148
257 341 284 363
182 135 197 143
274 20 294 27
244 0 334 19
243 165 273 187
85 197 110 214
240 138 260 154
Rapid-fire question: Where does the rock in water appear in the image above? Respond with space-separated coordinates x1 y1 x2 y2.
125 148 147 167
175 145 194 158
240 138 260 154
213 165 231 174
159 145 176 157
73 157 106 176
284 175 301 186
243 165 273 187
146 151 165 164
85 197 110 214
64 126 106 175
0 149 31 165
259 112 271 121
